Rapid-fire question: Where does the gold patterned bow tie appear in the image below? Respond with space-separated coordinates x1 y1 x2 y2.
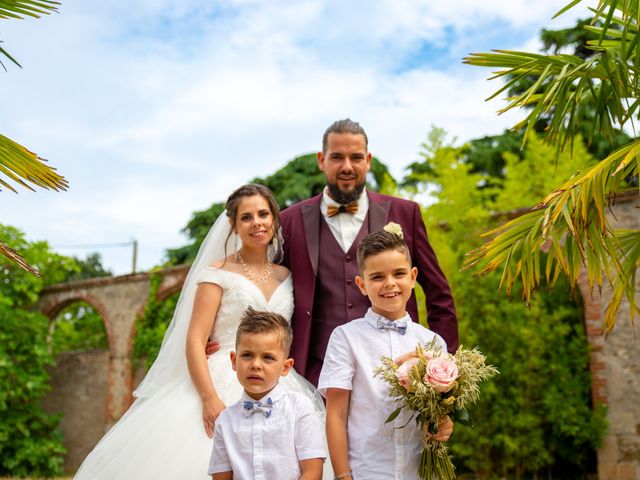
327 202 358 217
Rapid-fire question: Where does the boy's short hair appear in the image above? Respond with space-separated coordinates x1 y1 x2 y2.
356 229 411 272
235 307 293 355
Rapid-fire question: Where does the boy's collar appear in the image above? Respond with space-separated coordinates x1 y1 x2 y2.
241 383 285 405
364 308 411 330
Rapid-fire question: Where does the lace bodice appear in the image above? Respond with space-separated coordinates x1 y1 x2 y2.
195 267 294 349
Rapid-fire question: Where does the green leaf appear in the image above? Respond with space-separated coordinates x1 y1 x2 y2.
385 407 402 424
452 407 472 426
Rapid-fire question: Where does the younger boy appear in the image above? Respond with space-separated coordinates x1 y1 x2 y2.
318 228 453 480
209 307 325 480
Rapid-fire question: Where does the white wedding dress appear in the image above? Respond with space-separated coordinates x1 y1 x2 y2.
74 267 327 479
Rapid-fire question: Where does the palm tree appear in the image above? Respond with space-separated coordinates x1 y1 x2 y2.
463 0 639 331
2 0 67 275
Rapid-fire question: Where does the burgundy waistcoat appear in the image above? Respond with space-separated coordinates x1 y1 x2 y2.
308 214 371 363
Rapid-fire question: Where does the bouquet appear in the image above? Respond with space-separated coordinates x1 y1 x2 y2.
374 340 498 480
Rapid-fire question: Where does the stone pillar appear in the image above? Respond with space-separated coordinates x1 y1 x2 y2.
98 276 151 424
579 194 640 480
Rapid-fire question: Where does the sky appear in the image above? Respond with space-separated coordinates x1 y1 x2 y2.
1 0 590 275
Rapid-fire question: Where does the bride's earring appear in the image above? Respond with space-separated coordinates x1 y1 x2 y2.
234 235 238 253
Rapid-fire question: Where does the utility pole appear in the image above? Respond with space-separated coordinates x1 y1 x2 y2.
132 239 138 274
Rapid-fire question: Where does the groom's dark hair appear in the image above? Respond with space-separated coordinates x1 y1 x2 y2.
236 307 293 354
322 118 368 153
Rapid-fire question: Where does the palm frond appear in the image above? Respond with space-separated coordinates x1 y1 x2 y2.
0 0 60 19
0 240 41 276
0 0 60 67
463 140 640 332
0 134 68 192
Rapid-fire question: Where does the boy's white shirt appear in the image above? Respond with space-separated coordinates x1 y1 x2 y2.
208 383 326 480
318 308 447 480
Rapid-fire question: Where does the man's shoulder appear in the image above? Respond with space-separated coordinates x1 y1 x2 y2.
281 195 321 216
368 191 418 210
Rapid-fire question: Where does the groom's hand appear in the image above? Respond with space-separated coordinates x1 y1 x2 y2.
205 340 220 357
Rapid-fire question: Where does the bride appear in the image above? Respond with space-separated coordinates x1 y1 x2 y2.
74 184 328 479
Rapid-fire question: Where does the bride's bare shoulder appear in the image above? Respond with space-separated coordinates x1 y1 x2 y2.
273 264 290 282
208 256 235 270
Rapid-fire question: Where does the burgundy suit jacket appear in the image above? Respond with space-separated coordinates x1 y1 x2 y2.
280 191 458 379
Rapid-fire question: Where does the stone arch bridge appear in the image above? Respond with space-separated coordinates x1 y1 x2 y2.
35 195 639 477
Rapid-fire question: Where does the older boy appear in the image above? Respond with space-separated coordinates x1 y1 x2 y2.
319 228 452 480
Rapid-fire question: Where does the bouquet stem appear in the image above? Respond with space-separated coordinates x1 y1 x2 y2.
419 440 456 480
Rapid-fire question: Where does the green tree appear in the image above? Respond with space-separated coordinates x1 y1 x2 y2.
1 0 68 275
0 225 72 476
50 300 109 355
492 133 596 212
66 252 112 281
405 129 606 478
403 129 523 191
463 0 640 331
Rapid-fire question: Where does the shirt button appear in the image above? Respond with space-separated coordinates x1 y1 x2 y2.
345 255 351 262
346 279 353 286
347 303 353 309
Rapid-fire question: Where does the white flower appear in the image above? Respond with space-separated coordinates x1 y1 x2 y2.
383 222 404 239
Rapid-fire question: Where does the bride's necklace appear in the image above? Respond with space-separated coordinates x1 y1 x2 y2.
236 252 274 283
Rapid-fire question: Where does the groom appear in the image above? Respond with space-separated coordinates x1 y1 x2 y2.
281 119 458 386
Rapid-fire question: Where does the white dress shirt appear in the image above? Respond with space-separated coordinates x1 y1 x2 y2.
209 384 326 480
320 187 369 252
318 309 447 480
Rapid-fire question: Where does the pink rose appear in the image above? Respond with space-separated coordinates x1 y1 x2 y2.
395 357 420 391
424 357 458 393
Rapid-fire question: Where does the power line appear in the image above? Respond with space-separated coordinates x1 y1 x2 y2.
53 241 134 249
53 239 139 273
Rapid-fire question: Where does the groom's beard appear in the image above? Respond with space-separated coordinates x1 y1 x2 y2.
326 181 365 205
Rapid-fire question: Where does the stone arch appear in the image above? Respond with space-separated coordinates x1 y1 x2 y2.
40 293 113 352
35 267 190 424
